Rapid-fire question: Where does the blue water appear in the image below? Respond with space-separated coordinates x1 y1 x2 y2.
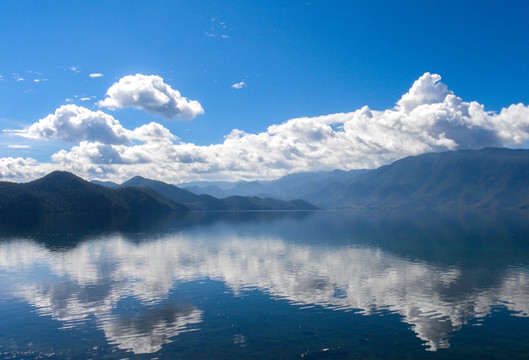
1 210 529 359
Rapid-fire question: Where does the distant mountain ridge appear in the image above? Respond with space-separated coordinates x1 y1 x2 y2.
0 171 188 214
120 176 317 211
176 148 529 209
179 169 370 199
314 148 529 209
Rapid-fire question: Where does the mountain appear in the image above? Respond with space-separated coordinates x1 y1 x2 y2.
119 176 317 211
91 179 120 188
315 148 529 209
180 169 369 200
0 171 189 214
121 176 226 211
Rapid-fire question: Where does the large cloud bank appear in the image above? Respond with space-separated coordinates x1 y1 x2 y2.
2 72 529 183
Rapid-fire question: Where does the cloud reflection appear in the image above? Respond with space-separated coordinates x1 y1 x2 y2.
1 233 529 352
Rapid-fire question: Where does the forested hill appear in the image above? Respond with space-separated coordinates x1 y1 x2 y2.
0 171 189 214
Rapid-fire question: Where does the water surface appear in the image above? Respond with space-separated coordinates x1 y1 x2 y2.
1 210 529 359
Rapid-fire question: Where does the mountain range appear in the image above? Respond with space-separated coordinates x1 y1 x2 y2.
176 148 529 209
178 169 370 200
318 147 529 209
2 148 529 214
120 176 317 211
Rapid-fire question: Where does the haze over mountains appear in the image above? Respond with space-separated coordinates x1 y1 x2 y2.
120 176 317 211
179 169 370 200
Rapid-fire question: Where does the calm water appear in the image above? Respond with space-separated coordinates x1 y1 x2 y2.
1 210 529 359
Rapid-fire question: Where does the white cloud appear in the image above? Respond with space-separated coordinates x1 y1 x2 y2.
2 72 529 183
98 74 204 120
0 157 54 180
89 73 103 78
231 81 246 89
6 105 131 144
79 97 92 101
6 145 30 149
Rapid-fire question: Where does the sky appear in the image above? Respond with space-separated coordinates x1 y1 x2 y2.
1 0 529 183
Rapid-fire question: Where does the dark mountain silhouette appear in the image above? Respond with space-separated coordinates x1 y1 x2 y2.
314 148 529 209
120 176 317 211
0 171 189 214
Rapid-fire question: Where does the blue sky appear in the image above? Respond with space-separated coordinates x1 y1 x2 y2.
1 0 529 183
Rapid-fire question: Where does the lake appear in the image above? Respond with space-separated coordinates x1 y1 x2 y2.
1 210 529 359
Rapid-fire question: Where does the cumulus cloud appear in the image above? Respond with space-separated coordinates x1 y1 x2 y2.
6 105 177 146
231 81 246 89
98 74 204 120
89 73 103 78
0 157 54 180
2 72 529 183
6 105 131 144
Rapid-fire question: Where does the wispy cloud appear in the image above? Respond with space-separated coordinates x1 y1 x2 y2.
89 73 103 78
205 18 229 39
231 81 246 89
6 145 30 149
68 66 80 74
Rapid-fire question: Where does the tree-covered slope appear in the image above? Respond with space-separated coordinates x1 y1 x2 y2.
0 171 189 214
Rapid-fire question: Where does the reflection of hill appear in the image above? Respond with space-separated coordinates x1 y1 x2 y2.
0 211 312 249
2 221 529 352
